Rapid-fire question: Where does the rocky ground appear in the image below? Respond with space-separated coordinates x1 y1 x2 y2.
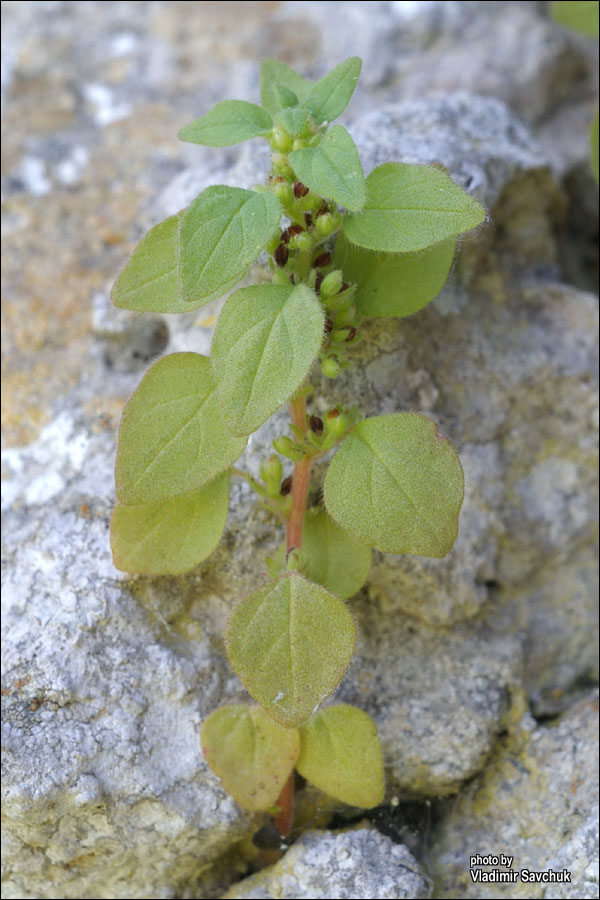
2 2 598 898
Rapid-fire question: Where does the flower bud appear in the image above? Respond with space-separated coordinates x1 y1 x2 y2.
260 455 283 492
286 547 308 573
320 270 343 298
272 154 294 178
321 355 341 378
271 125 293 153
289 231 313 252
273 179 293 205
272 435 305 461
326 409 349 440
315 213 336 237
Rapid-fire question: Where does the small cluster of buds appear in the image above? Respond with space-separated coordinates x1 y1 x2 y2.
271 405 356 462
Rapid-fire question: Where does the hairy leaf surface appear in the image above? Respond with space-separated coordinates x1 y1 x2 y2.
116 353 246 505
179 186 282 303
304 57 362 124
324 413 464 556
225 573 356 728
344 162 485 253
112 213 196 314
178 100 273 146
275 106 310 136
297 705 385 808
111 472 230 575
334 232 456 317
211 283 324 435
201 704 300 810
289 125 366 211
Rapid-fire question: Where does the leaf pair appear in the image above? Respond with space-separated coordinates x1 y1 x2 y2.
179 57 362 148
202 703 384 811
111 354 246 574
112 187 282 314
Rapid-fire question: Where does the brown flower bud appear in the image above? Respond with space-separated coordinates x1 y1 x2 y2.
313 251 332 267
274 243 289 267
309 415 324 435
294 181 309 198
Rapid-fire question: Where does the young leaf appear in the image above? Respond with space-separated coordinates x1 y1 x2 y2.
201 704 300 811
323 413 464 557
261 59 311 115
289 125 366 211
211 283 325 435
343 162 485 253
112 213 197 314
115 353 246 505
334 232 456 318
111 472 230 575
304 57 362 124
551 0 599 37
178 100 273 147
225 572 356 728
590 107 599 183
275 106 310 137
271 84 300 111
271 508 371 600
179 186 282 304
297 705 385 808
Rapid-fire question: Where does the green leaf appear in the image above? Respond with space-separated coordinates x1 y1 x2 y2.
225 572 356 728
551 0 599 37
297 705 385 808
179 186 282 304
289 125 366 211
334 232 456 317
111 472 230 575
271 508 371 600
261 59 311 115
272 84 300 110
201 704 300 811
324 413 464 557
115 353 246 505
275 106 310 137
112 213 193 314
178 100 273 147
305 57 362 124
211 283 325 435
344 162 486 253
590 107 599 183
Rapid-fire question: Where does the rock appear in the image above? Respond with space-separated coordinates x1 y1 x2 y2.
429 691 599 899
1 415 263 900
338 596 524 797
222 827 432 899
2 2 598 897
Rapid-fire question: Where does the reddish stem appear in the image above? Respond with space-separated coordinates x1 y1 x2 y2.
273 393 312 838
274 771 295 839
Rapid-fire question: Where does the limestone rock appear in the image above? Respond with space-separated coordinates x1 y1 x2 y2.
222 827 432 899
429 691 599 899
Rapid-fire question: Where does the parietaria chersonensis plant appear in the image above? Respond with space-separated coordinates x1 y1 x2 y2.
110 57 486 837
550 0 599 181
